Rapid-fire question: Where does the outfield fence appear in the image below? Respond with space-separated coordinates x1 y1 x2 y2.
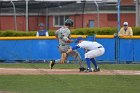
0 35 139 63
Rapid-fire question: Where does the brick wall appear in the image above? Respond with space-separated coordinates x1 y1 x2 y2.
121 0 134 5
0 13 136 31
0 16 46 31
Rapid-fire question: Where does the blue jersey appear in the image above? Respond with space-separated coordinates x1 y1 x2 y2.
36 30 49 36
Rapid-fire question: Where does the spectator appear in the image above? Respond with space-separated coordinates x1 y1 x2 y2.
36 23 49 37
118 22 133 36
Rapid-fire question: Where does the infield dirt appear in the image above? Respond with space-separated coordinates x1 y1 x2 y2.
0 68 140 75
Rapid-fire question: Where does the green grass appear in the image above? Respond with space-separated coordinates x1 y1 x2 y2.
0 63 140 70
0 63 140 93
0 75 139 93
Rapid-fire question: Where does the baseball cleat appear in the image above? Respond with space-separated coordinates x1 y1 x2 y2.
49 60 55 69
93 68 100 72
84 68 93 72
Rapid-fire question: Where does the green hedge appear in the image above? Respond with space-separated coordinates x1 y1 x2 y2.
71 27 118 35
0 27 140 36
132 27 140 35
0 31 36 37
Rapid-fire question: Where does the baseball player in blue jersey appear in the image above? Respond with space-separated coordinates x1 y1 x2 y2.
49 19 85 71
66 37 105 72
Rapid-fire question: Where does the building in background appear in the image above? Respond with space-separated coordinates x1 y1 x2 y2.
0 0 136 31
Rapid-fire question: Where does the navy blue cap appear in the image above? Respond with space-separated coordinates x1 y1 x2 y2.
38 23 45 27
75 37 83 43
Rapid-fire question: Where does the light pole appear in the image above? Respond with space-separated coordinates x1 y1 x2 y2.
136 0 140 26
116 0 121 64
26 0 28 32
10 0 17 31
117 0 120 32
94 0 100 27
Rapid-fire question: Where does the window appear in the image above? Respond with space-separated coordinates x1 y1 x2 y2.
53 15 70 27
54 16 58 26
60 16 64 25
89 20 94 28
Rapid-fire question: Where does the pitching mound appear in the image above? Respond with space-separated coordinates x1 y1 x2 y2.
0 68 140 75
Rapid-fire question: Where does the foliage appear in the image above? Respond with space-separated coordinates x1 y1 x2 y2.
48 30 56 36
0 30 36 37
0 27 140 36
132 27 140 35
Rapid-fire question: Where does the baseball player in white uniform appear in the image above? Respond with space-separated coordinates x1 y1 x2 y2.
66 37 105 72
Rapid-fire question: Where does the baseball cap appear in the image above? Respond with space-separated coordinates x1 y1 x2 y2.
38 23 45 27
75 37 83 43
123 22 128 26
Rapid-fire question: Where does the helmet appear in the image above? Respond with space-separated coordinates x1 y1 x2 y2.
38 23 45 27
65 19 73 27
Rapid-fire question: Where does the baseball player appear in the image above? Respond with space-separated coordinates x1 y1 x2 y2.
49 19 85 71
66 37 105 72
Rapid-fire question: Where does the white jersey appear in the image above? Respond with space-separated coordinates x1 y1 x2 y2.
77 41 103 50
76 41 105 58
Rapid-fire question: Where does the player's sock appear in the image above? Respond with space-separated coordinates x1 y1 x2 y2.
85 58 91 69
90 58 98 69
